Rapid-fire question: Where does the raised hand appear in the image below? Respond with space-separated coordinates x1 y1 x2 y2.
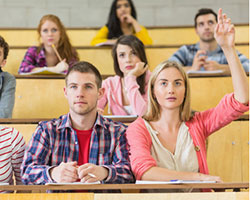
214 8 235 48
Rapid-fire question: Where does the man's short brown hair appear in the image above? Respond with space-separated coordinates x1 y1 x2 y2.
65 61 102 88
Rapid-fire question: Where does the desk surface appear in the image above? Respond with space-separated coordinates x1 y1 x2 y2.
0 114 248 125
0 192 248 200
14 73 236 79
0 116 138 124
0 193 94 200
0 182 248 192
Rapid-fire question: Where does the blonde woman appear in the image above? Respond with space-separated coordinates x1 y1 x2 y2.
126 9 249 183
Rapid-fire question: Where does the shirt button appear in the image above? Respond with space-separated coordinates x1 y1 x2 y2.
194 145 200 152
75 142 78 145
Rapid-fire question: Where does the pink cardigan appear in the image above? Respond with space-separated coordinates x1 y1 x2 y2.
126 93 249 180
98 70 151 116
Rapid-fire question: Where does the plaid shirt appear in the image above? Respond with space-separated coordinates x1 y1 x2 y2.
169 43 249 72
18 46 78 74
21 113 134 185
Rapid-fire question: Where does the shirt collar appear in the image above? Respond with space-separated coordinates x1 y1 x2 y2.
57 112 106 130
58 113 73 130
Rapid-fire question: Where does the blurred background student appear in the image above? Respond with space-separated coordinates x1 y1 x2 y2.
18 14 79 75
0 126 25 192
91 0 152 46
168 8 249 73
98 35 151 116
0 36 15 118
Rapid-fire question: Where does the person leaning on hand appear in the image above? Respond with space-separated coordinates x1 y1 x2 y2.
91 0 152 46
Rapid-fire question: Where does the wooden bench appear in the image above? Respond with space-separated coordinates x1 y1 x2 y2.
0 25 248 46
5 44 249 75
207 117 249 183
12 75 248 119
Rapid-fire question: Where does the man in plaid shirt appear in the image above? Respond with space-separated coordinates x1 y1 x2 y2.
21 61 135 185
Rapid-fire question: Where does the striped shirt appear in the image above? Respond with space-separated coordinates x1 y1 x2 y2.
0 126 25 192
169 43 249 72
21 113 134 185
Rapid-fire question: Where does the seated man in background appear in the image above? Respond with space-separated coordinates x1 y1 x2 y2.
0 36 16 118
168 8 249 73
21 61 134 185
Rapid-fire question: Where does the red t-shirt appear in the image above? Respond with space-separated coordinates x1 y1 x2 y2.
74 128 92 166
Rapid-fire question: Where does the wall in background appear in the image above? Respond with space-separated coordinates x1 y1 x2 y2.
0 0 248 28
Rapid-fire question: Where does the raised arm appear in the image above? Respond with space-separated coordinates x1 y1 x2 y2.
214 8 249 104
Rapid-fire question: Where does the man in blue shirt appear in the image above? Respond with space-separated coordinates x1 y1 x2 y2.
169 8 249 73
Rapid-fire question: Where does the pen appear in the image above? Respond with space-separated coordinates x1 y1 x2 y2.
170 179 178 182
88 173 97 178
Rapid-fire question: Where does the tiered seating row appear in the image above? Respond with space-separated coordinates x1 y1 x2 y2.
0 25 248 46
12 76 248 119
6 45 249 75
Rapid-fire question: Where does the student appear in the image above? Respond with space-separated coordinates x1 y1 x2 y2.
91 0 152 46
0 36 15 118
126 9 249 183
0 126 25 192
21 61 134 184
168 8 249 73
98 35 151 116
18 14 79 74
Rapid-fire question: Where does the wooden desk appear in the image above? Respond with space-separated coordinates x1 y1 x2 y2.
94 192 249 200
0 182 248 192
0 193 94 200
0 192 248 200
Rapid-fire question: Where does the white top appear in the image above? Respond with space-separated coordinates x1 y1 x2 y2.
0 126 25 192
144 120 199 173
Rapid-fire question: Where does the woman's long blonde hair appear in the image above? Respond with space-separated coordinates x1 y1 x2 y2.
37 14 79 63
143 61 192 122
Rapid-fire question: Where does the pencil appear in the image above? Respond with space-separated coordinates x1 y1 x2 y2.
51 44 63 62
